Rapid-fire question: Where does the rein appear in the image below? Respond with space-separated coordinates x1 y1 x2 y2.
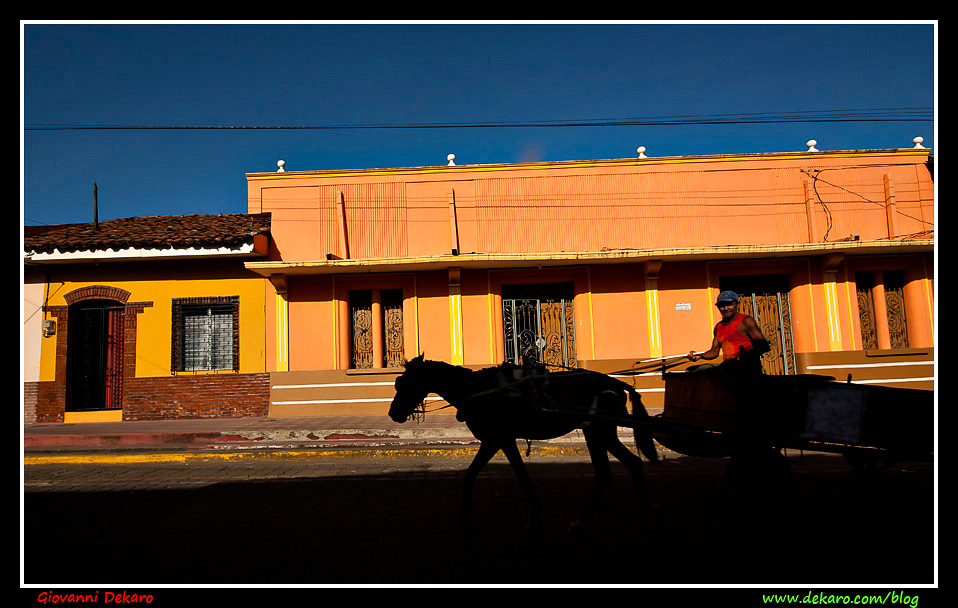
609 355 692 376
410 399 456 420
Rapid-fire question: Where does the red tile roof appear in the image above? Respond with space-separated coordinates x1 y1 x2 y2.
24 213 271 255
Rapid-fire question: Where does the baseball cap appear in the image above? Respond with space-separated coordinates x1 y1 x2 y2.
716 290 739 304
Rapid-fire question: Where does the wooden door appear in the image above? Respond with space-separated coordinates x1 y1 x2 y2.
67 302 124 411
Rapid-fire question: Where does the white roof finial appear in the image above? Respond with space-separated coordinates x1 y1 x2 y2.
637 146 647 159
913 136 925 149
447 153 456 166
806 140 819 152
277 160 286 172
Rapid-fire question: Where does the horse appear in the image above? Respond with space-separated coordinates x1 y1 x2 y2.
388 355 659 531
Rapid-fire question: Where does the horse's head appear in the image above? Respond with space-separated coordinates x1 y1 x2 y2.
388 355 430 423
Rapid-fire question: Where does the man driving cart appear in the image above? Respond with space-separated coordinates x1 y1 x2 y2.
687 290 770 376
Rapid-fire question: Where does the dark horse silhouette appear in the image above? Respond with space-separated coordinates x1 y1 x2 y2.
388 355 659 530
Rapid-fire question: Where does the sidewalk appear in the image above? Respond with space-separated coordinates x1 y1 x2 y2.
23 413 476 453
23 410 659 455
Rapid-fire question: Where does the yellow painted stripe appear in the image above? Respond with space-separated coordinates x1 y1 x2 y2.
25 449 481 465
449 285 463 364
823 274 842 350
23 444 669 465
645 278 662 358
586 268 596 360
412 275 420 357
921 259 935 346
24 444 621 466
276 292 289 371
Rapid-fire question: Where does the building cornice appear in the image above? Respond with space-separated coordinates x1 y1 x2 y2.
244 238 934 277
246 148 931 182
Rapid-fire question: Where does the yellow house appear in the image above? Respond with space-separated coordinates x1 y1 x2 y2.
245 144 934 417
23 214 272 423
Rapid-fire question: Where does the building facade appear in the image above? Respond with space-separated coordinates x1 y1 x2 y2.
23 214 272 423
245 145 935 417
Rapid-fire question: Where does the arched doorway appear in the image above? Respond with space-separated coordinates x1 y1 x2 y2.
66 299 125 412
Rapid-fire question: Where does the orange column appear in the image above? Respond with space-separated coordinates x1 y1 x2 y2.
871 271 892 350
371 289 383 368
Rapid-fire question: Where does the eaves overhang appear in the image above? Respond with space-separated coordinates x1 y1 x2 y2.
245 238 934 277
24 235 269 265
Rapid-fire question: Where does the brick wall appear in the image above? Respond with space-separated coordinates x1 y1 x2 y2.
122 373 270 420
32 373 269 422
23 382 38 424
36 380 66 423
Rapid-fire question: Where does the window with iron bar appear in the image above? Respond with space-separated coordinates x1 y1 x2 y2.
172 296 239 372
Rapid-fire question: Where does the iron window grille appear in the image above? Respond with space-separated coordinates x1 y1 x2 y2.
172 296 240 372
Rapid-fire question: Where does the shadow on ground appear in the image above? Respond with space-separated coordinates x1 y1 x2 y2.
24 456 933 585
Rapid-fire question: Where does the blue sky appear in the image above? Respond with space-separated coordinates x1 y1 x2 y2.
21 22 936 227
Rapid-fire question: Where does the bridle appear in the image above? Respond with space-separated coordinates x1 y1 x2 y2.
407 399 428 422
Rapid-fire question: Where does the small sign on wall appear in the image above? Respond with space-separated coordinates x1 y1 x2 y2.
675 302 692 311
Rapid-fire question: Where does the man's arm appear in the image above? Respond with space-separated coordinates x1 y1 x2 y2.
740 316 770 356
688 330 721 362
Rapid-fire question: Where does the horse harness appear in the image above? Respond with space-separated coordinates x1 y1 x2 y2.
478 365 622 429
412 364 627 433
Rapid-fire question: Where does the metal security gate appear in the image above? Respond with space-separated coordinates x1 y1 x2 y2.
67 302 125 411
350 290 374 369
856 270 909 350
721 276 796 376
502 283 576 370
349 289 404 369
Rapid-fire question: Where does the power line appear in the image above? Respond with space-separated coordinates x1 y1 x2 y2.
24 107 933 132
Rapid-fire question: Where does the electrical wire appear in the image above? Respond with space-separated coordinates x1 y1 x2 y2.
23 107 933 131
801 167 934 238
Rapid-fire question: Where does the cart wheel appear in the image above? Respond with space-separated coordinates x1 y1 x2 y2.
727 448 791 499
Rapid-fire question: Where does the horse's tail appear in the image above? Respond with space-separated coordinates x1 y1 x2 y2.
624 385 660 464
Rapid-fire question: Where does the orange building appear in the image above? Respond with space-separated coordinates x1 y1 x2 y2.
245 143 935 417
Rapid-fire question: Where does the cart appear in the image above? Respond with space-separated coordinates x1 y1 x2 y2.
646 367 934 496
554 356 933 496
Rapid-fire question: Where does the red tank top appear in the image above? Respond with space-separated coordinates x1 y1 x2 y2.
716 314 754 360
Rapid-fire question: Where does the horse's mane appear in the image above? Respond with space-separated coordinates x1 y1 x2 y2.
408 358 504 379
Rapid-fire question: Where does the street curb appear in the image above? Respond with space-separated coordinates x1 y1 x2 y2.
23 443 613 465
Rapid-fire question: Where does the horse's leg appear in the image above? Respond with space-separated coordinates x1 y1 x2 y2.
626 387 660 464
573 426 615 530
606 433 655 510
501 439 542 530
460 441 499 529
